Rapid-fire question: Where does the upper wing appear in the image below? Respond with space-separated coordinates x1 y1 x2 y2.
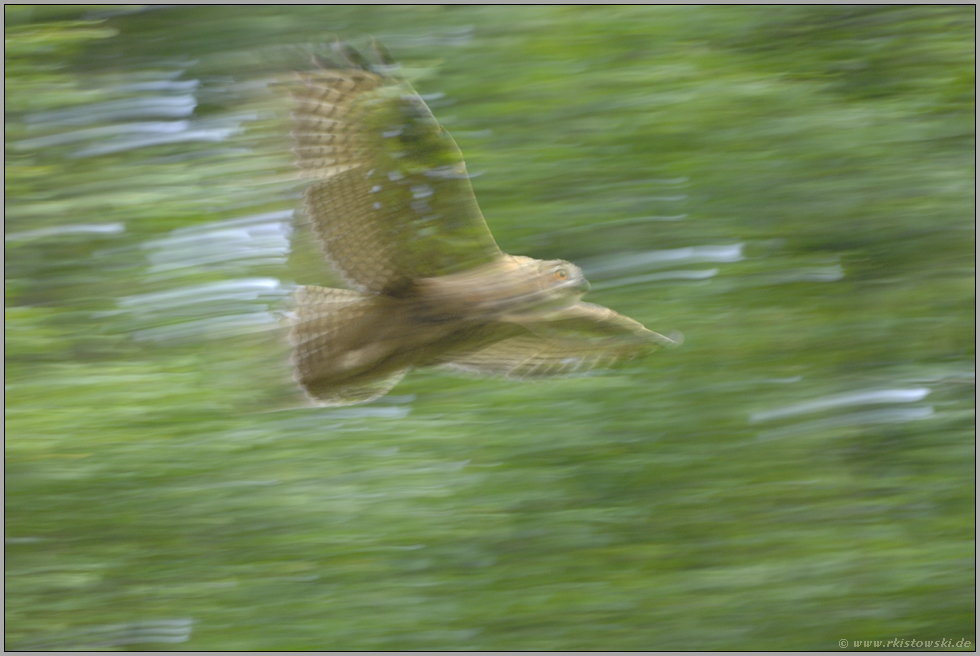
440 302 680 379
291 42 503 294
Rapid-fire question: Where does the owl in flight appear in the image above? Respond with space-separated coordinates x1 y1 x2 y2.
288 41 679 405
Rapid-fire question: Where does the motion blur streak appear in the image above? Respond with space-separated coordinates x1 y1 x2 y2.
750 387 931 423
4 5 974 651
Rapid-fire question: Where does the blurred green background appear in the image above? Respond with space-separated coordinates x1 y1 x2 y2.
5 5 975 650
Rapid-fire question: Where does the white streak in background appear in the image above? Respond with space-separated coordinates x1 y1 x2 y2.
593 176 689 190
71 122 246 157
120 277 288 311
757 406 935 441
454 129 494 138
318 406 411 420
5 223 125 242
117 79 200 93
557 214 688 236
18 618 193 650
591 268 718 290
131 311 283 342
379 26 474 47
582 243 744 278
120 277 293 342
763 265 845 284
120 210 296 342
24 95 198 127
906 369 975 384
71 114 258 157
143 210 293 277
12 121 192 150
750 387 931 423
643 195 687 202
16 70 254 157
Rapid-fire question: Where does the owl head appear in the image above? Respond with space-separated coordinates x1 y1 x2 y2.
539 258 590 295
499 255 592 313
412 255 592 320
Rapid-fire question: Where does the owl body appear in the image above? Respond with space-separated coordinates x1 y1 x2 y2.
291 284 516 402
412 256 589 320
287 42 679 405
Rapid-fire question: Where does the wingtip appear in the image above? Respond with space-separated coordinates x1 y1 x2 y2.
370 38 396 66
332 39 372 71
310 52 341 70
648 329 683 348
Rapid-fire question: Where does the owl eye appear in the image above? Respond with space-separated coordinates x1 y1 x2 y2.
555 268 568 281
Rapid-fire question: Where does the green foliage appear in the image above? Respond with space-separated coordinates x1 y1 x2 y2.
5 6 975 650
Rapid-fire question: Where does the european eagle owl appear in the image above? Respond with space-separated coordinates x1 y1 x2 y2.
288 41 679 405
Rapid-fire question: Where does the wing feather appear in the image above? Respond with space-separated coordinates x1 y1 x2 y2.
441 302 680 379
291 45 503 293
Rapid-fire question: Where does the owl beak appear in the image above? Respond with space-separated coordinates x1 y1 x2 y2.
577 278 591 293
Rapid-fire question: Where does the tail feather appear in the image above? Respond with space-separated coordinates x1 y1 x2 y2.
289 285 407 405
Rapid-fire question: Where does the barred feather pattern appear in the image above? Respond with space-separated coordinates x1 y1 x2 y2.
286 43 679 405
291 56 501 294
288 285 411 405
441 302 679 379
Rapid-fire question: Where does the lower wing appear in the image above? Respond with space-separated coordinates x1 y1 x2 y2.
440 302 680 379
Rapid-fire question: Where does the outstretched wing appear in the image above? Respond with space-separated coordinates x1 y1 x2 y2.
291 42 503 294
441 302 680 379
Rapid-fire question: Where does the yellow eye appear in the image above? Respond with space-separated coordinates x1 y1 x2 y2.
555 269 568 280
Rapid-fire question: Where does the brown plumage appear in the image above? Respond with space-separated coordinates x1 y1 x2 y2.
288 41 679 405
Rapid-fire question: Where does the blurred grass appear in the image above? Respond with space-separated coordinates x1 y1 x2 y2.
4 5 975 650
